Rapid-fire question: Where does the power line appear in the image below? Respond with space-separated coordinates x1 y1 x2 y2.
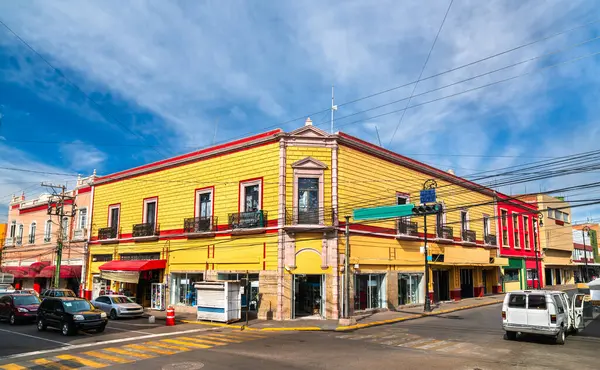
388 0 454 146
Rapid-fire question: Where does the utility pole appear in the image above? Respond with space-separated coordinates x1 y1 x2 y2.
583 226 591 282
423 213 431 312
330 85 338 134
535 214 543 289
42 182 77 289
344 215 350 318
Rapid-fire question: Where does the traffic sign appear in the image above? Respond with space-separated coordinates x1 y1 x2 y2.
420 189 436 204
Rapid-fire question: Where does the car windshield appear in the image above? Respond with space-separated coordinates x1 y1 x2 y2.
111 296 133 304
13 295 41 305
55 290 76 297
62 300 93 313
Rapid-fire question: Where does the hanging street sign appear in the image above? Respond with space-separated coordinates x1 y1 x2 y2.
353 204 415 221
420 188 436 204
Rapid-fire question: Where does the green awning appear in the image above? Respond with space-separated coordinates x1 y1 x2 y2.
506 258 524 268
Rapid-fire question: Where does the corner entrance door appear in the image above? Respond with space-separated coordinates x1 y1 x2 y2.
433 270 450 302
292 275 323 319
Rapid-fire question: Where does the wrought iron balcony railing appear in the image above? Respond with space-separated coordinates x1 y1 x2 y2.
285 207 334 226
437 226 453 240
462 229 476 243
132 223 160 238
184 216 217 233
229 210 268 229
484 234 497 246
98 227 118 240
397 219 419 237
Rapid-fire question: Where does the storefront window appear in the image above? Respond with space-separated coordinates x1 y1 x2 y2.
355 274 386 310
398 273 423 305
504 269 520 282
170 273 203 306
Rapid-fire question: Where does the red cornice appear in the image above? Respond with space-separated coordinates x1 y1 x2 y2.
19 199 74 215
94 129 282 185
77 186 91 194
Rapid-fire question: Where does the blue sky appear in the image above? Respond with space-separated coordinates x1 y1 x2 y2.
1 0 599 222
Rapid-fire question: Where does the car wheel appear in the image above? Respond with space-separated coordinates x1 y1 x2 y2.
556 328 566 345
96 325 106 333
504 331 517 340
110 309 118 320
37 319 47 331
9 314 16 325
61 322 73 336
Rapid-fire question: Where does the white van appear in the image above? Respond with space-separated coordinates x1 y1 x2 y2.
502 290 586 345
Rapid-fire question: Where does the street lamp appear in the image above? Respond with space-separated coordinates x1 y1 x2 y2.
583 226 591 283
535 214 543 289
421 179 438 312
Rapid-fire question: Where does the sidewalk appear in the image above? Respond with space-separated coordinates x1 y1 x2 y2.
147 294 505 332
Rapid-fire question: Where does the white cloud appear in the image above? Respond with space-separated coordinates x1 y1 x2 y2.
59 140 106 172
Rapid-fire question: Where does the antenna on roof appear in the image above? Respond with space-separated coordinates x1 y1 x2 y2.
330 85 337 134
375 126 382 147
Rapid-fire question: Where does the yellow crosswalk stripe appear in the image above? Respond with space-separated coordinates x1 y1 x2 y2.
0 364 28 370
410 339 442 349
234 332 267 339
145 341 191 351
160 339 212 349
56 354 107 368
103 348 154 359
83 351 133 364
32 358 74 370
201 334 243 343
126 344 176 355
178 337 228 346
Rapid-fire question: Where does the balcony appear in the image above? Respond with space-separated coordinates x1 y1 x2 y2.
437 226 454 240
15 236 23 246
484 234 497 246
72 228 88 241
98 227 119 242
132 223 160 241
462 229 476 243
397 219 419 237
229 210 268 233
284 207 334 229
184 216 217 237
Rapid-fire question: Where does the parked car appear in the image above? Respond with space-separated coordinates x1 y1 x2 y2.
40 289 76 298
0 294 41 324
502 290 586 344
14 289 39 297
37 297 107 336
92 295 144 319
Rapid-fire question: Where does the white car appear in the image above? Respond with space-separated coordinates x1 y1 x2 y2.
502 290 586 345
92 295 144 319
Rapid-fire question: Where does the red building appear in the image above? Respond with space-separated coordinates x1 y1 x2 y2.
496 194 543 291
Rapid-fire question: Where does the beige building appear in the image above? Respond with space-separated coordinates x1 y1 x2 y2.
1 174 95 293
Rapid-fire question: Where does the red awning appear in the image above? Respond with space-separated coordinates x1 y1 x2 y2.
0 266 30 278
98 259 167 272
29 261 51 274
38 265 82 279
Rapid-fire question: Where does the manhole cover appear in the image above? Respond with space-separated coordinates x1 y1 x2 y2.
162 362 205 370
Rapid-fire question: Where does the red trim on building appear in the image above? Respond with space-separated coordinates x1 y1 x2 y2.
450 289 461 301
77 186 91 194
555 219 565 226
98 259 166 271
11 204 19 210
19 199 74 215
474 286 484 298
38 265 82 279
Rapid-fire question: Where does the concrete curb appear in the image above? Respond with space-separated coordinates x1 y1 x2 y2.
180 299 503 332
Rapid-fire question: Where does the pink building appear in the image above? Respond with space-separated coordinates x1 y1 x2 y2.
1 174 96 294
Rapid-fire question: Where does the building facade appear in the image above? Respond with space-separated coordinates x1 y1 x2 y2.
85 121 508 320
497 194 543 291
0 175 94 293
572 224 600 281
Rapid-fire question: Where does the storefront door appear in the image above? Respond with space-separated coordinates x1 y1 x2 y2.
460 269 474 298
292 274 323 318
354 274 385 311
399 274 422 305
433 270 450 302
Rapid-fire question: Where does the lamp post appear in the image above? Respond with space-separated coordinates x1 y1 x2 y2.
535 214 543 289
422 179 438 312
583 226 591 283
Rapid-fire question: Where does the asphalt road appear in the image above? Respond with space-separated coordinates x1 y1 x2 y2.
1 296 599 370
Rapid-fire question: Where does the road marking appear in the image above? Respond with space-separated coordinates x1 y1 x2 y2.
83 351 133 364
56 354 107 368
178 337 228 346
410 339 442 348
201 334 243 343
419 340 459 350
104 326 150 335
125 344 176 355
161 339 212 349
103 348 155 359
146 341 191 351
0 364 27 370
32 358 73 370
0 328 213 360
0 328 72 347
398 338 435 348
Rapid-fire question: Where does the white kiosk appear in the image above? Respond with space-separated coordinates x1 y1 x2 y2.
195 281 242 323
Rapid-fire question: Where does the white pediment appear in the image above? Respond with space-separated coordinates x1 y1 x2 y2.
288 124 330 138
291 156 328 169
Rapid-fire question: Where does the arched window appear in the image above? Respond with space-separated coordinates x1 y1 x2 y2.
61 217 69 241
29 222 37 244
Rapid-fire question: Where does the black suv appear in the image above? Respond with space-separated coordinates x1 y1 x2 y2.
40 289 77 298
37 297 108 336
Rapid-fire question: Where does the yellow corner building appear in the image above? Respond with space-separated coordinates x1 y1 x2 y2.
85 120 507 320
